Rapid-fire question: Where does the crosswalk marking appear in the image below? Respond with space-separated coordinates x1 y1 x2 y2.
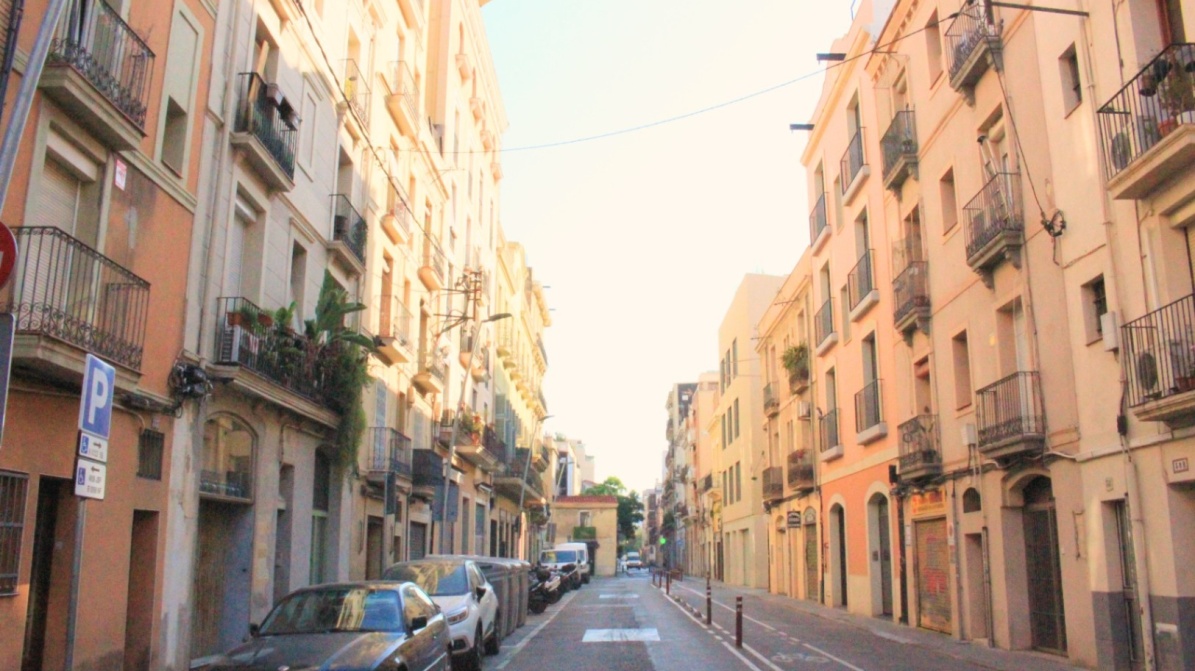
582 628 661 642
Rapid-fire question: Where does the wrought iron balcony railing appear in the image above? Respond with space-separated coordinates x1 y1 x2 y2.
332 195 368 265
214 297 321 400
422 240 446 285
815 297 835 347
945 3 1002 87
763 383 779 415
820 408 840 451
854 379 883 432
420 347 446 382
847 249 876 312
963 171 1022 263
893 261 929 326
378 295 413 348
386 60 418 123
898 414 941 477
762 466 784 501
48 0 155 128
787 449 815 489
1098 43 1195 178
1122 293 1195 407
0 226 149 370
482 425 506 463
880 110 918 185
200 469 251 500
235 73 298 180
809 192 828 243
701 473 713 492
369 427 414 478
976 371 1045 452
342 58 370 124
840 128 866 191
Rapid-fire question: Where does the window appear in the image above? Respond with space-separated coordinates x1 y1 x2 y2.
1059 44 1082 114
734 463 742 504
926 11 943 81
939 168 958 233
312 451 331 583
138 429 164 480
201 415 254 500
300 92 318 170
733 398 741 439
840 285 851 341
952 331 973 409
0 471 29 595
721 413 727 448
1083 275 1108 344
732 339 739 377
157 6 200 176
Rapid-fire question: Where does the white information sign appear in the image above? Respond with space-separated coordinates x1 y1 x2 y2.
74 458 106 500
78 432 108 463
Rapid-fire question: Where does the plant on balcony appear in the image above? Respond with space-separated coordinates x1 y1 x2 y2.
303 272 374 469
783 344 810 383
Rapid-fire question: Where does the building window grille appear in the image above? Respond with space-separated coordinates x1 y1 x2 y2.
138 429 164 480
0 471 29 595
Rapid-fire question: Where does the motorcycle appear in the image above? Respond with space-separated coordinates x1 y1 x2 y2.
529 566 560 614
557 562 581 592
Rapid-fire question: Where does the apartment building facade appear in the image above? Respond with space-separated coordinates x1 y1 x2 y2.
687 371 720 579
0 0 214 668
662 382 696 568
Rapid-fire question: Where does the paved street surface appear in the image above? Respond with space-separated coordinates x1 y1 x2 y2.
488 572 1088 671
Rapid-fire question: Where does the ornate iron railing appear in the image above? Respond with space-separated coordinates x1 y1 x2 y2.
422 239 446 285
420 347 446 382
1098 43 1195 177
378 295 413 348
898 415 941 473
893 261 929 325
847 249 875 311
214 297 321 400
787 449 815 488
944 2 1001 81
815 297 835 348
976 371 1045 449
342 58 370 124
0 226 149 369
235 72 298 180
963 171 1022 261
763 382 779 414
854 379 883 432
332 195 367 265
1122 293 1195 406
369 427 413 478
386 60 418 122
762 466 784 500
48 0 155 128
880 110 918 178
841 129 866 191
809 192 828 242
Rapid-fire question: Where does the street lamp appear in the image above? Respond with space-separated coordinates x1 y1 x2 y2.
440 311 511 553
517 413 552 559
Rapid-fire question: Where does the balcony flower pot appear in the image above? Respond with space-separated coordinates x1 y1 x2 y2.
1176 376 1195 393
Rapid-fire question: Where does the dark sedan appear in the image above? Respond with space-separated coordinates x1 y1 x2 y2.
199 582 451 671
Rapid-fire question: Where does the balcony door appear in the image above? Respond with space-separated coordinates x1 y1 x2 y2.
1158 0 1186 42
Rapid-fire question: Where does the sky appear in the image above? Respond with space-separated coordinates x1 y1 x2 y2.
480 1 854 494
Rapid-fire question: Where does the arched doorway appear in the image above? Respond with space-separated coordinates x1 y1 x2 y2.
804 509 819 602
868 493 894 616
829 503 847 607
1023 476 1067 654
192 415 256 660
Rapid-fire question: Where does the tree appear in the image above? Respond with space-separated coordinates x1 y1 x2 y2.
582 477 644 543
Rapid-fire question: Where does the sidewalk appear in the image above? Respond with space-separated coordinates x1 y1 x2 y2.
695 577 1089 671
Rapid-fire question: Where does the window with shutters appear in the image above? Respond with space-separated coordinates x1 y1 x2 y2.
157 5 202 176
0 471 29 595
35 132 103 247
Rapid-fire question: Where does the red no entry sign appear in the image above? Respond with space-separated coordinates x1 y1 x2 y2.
0 223 15 290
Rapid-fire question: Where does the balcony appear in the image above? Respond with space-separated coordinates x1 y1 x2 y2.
375 296 414 365
341 58 370 128
412 347 446 395
763 383 780 417
892 237 930 336
840 129 869 203
385 60 419 137
380 197 413 245
419 241 447 291
200 467 252 502
230 73 298 191
976 371 1045 462
814 297 837 355
819 409 842 460
945 2 1003 104
532 443 552 472
456 51 474 81
412 449 444 494
786 449 815 493
494 449 545 505
854 379 886 444
1121 293 1195 427
898 415 942 482
847 250 879 321
366 427 414 485
329 195 367 273
455 423 501 472
1098 43 1195 199
880 111 919 194
397 0 424 31
762 466 784 502
963 171 1023 287
809 193 829 252
41 0 154 150
701 473 713 492
0 226 148 390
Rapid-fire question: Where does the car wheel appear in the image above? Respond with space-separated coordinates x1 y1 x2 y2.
485 617 501 655
466 625 484 671
583 573 590 584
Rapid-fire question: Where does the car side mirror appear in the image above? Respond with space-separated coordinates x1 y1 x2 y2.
475 586 486 601
410 615 429 631
248 622 260 638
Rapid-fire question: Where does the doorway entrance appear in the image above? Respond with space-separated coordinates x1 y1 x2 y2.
829 504 847 608
21 477 73 671
1023 477 1067 654
868 494 893 616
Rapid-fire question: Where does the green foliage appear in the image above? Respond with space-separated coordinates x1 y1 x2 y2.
307 272 373 470
582 476 626 497
581 477 643 540
572 526 597 540
782 344 810 378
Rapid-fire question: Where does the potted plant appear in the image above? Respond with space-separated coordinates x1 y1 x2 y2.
783 344 810 391
1159 60 1195 135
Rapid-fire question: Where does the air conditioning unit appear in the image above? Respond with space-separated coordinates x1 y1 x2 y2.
796 401 811 419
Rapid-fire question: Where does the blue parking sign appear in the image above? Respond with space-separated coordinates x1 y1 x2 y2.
78 354 115 440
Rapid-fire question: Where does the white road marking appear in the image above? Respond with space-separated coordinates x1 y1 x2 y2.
494 591 578 670
869 629 911 644
583 628 661 642
675 583 776 630
804 643 868 671
661 583 761 671
599 593 640 599
721 641 765 671
741 642 788 671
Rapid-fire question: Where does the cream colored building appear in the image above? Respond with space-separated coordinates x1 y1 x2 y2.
688 372 721 578
715 274 785 588
553 495 619 577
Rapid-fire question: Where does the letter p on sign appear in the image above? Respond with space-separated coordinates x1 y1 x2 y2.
79 354 115 440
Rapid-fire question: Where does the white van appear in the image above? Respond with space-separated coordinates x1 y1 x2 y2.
540 542 591 585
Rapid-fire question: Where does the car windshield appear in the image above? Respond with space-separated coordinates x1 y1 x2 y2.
383 562 470 596
627 553 639 558
260 587 403 635
541 550 577 563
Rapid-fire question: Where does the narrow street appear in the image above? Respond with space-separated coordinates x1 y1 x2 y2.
490 572 1088 671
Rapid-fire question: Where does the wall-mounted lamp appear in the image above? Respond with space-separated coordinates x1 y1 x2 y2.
816 53 847 62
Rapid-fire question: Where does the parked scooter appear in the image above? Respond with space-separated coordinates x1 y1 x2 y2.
557 562 581 591
529 565 560 614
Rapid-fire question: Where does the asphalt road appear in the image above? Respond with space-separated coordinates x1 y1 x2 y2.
488 571 1087 671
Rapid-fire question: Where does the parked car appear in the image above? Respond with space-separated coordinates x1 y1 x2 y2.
541 542 591 584
197 582 450 671
383 558 500 671
625 551 642 570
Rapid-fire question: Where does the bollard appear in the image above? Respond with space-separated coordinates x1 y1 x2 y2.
735 596 743 648
706 584 712 625
666 570 671 595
